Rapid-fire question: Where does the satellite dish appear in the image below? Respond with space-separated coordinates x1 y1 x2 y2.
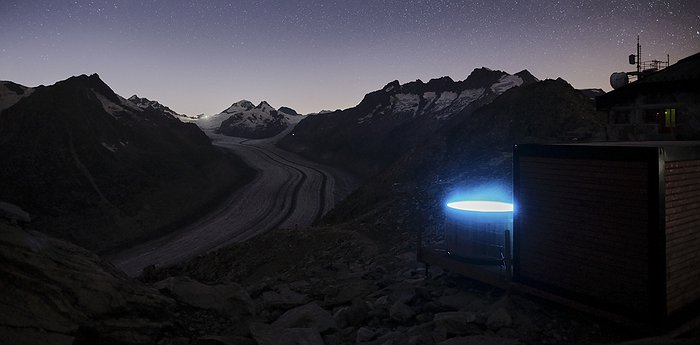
610 72 629 89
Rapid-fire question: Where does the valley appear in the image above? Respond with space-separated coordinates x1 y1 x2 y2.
110 128 358 276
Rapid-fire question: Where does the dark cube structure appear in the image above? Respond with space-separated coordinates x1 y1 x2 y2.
513 142 700 324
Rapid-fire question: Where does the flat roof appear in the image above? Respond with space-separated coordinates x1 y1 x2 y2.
560 140 700 148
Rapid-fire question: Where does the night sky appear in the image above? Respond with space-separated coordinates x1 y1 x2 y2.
1 1 698 115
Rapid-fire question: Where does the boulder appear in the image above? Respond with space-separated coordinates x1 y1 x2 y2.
195 335 256 345
438 335 521 345
356 327 376 342
334 298 370 328
261 285 310 309
389 301 415 322
438 292 474 311
249 322 324 345
323 280 375 306
272 302 337 333
154 276 255 319
486 308 512 330
433 312 479 337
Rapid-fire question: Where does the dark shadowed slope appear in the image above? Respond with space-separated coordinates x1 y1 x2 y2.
0 220 175 345
322 77 607 225
0 74 253 253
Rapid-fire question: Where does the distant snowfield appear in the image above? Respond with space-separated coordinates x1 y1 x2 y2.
192 100 303 134
194 109 303 133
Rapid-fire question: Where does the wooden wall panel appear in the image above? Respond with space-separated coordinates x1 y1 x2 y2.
665 160 700 314
518 157 650 312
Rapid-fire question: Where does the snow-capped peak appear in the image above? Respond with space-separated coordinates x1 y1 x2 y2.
223 100 255 114
255 101 274 113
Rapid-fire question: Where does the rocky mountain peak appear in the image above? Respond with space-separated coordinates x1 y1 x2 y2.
256 101 275 112
382 80 400 93
425 76 455 91
278 106 300 116
461 67 509 89
58 73 121 104
515 69 539 85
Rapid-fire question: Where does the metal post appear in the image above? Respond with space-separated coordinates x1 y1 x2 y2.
504 230 512 280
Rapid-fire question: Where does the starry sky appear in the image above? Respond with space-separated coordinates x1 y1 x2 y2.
1 1 698 115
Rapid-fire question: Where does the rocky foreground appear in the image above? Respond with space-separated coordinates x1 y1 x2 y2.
144 222 698 345
2 210 699 344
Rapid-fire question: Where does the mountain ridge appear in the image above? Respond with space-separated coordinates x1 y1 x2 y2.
277 68 536 177
0 73 254 252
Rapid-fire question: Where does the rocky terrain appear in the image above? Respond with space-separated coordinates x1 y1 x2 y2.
0 74 254 253
2 198 698 345
137 220 698 345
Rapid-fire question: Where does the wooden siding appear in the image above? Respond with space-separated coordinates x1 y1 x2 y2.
666 160 700 314
517 156 650 313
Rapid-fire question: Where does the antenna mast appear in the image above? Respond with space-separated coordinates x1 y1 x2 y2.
611 36 670 88
636 35 641 74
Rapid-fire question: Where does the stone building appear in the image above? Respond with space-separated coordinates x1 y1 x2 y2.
597 52 700 141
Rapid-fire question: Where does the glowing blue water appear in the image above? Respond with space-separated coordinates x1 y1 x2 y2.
446 200 513 213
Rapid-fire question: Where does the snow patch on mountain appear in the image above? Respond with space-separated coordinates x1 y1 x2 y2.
358 104 384 124
422 92 437 105
433 88 486 120
490 75 523 94
458 88 486 104
94 90 130 118
431 91 459 112
391 93 421 115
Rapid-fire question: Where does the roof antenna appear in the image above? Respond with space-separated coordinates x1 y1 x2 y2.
610 35 670 89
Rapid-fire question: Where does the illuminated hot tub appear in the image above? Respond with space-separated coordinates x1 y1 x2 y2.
446 201 514 213
444 199 513 264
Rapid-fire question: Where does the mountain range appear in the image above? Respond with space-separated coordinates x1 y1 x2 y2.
277 68 539 177
0 74 253 252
